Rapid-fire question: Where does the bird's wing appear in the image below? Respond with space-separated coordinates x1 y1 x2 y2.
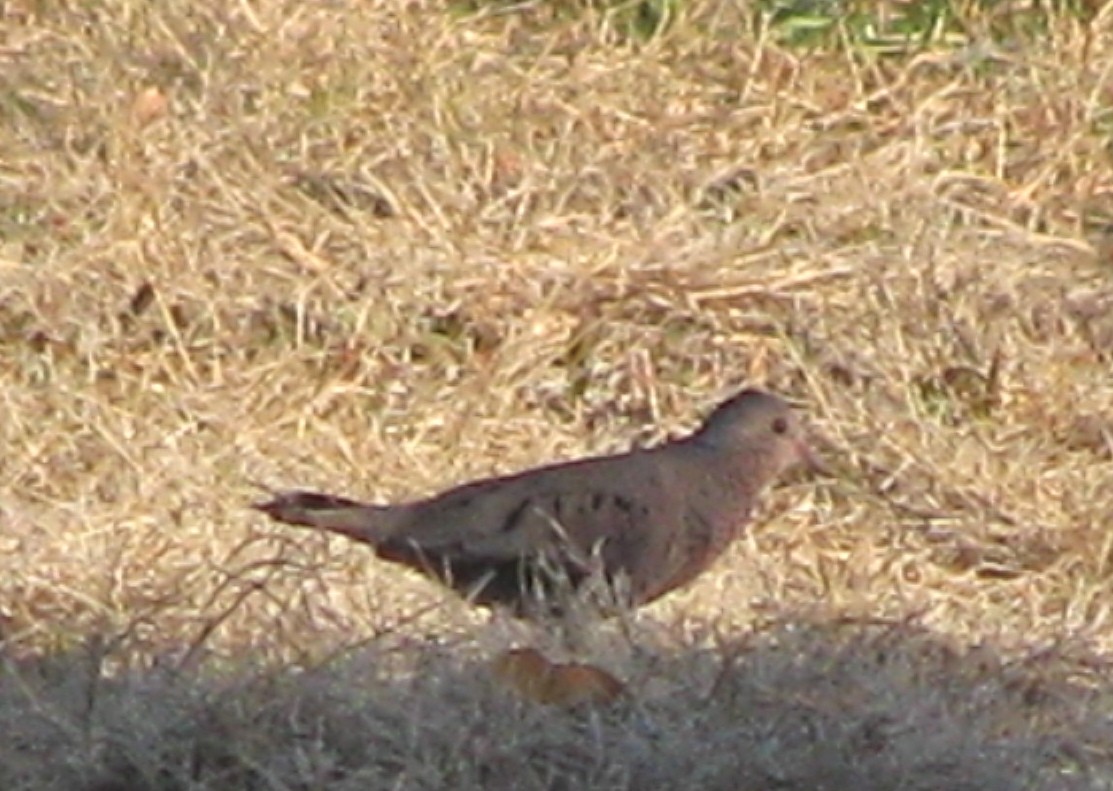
380 452 669 565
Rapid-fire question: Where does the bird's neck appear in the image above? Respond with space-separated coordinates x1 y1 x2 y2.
679 437 775 504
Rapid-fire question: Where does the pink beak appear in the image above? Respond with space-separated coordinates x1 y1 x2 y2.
797 437 831 476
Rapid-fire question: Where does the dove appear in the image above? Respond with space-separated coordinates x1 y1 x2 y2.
254 389 819 617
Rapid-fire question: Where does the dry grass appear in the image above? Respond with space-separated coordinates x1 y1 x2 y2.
2 0 1113 788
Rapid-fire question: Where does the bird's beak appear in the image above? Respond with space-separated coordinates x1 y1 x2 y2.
797 437 832 476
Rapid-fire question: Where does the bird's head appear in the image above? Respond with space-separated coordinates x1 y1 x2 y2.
692 389 824 477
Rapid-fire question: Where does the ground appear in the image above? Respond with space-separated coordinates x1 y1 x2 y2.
1 1 1112 789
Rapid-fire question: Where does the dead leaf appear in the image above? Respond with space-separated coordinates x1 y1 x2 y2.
492 648 625 708
132 86 169 127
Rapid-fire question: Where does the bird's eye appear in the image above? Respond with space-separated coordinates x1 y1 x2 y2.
771 417 789 435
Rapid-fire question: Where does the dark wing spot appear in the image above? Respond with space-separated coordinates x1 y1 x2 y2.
771 416 789 435
591 492 605 510
497 497 534 533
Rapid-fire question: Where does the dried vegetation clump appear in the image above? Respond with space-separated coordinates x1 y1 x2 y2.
1 0 1112 788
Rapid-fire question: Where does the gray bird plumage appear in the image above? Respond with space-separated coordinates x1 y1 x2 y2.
254 389 817 617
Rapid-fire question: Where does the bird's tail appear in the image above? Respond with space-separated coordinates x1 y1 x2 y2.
253 490 390 545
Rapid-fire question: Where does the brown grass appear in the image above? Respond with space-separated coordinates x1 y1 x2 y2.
2 0 1112 788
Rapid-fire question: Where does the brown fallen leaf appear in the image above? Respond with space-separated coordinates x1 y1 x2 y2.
492 648 625 708
132 86 169 127
492 648 553 701
545 661 626 707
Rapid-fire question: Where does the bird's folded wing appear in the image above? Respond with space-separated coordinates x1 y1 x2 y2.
384 461 663 563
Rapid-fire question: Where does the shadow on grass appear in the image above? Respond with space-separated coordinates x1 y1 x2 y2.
2 616 1111 791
